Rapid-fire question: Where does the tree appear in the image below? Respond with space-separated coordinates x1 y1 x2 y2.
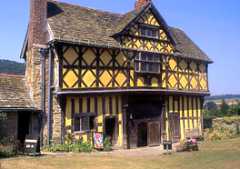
204 101 219 118
219 99 229 116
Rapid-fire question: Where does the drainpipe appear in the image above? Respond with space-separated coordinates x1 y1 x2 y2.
40 48 48 146
48 46 53 145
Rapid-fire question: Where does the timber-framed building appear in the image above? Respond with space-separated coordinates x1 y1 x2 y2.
2 0 212 149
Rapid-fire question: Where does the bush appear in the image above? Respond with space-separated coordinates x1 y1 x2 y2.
0 137 18 158
103 137 112 151
72 142 92 153
0 145 17 158
44 141 93 153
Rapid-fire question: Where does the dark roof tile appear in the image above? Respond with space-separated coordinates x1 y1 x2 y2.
0 74 34 109
47 1 211 62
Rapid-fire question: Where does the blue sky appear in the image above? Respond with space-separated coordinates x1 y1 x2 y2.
0 0 239 95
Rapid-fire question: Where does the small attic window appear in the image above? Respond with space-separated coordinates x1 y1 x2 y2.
140 25 159 39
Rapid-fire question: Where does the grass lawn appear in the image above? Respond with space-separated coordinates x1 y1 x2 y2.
1 138 240 169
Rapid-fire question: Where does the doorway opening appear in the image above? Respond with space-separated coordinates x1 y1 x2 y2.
137 122 148 147
105 117 117 144
18 112 31 145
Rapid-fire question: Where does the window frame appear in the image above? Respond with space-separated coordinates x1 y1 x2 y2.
135 53 161 74
140 25 159 39
74 112 96 132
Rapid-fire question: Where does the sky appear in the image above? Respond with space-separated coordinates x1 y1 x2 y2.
0 0 239 95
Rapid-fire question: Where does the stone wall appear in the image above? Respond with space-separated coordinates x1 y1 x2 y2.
213 117 240 136
205 116 240 140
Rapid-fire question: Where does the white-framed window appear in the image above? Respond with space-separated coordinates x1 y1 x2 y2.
135 53 161 74
74 113 96 132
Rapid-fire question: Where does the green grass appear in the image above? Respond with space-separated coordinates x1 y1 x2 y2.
1 138 240 169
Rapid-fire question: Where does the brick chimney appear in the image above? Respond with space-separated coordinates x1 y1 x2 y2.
28 0 48 48
25 0 48 111
135 0 151 10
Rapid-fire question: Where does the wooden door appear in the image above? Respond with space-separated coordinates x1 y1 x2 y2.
168 113 180 143
137 122 148 147
148 122 160 146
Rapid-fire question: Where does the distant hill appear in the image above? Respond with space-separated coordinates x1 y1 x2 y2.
206 95 240 101
0 59 25 75
205 95 240 106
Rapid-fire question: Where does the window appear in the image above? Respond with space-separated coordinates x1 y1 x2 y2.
140 26 159 39
74 113 96 132
135 53 161 74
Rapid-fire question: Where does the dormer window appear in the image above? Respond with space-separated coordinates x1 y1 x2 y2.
135 53 161 74
140 25 159 39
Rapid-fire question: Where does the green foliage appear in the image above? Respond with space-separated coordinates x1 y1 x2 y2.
0 59 25 75
103 137 112 151
204 99 240 118
219 99 229 116
0 137 18 158
44 141 93 153
72 142 92 153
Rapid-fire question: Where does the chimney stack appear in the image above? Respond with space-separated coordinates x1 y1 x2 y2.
28 0 48 48
135 0 151 10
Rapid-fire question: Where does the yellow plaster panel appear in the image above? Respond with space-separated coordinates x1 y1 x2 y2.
191 76 198 90
63 47 78 65
169 58 177 70
116 52 127 67
169 96 173 112
90 97 95 113
74 97 79 114
97 96 103 132
137 77 144 87
82 96 87 113
133 38 141 49
63 69 79 88
112 96 117 116
169 74 177 88
189 97 193 129
144 13 160 26
200 77 207 90
116 71 127 87
197 97 202 133
130 70 135 87
82 69 96 88
105 96 110 116
174 99 178 112
180 75 188 89
193 97 197 128
167 44 174 54
82 48 96 66
151 78 159 87
100 50 112 66
160 29 168 41
179 97 185 140
65 97 72 127
99 70 113 87
82 134 88 143
184 96 189 129
162 72 167 88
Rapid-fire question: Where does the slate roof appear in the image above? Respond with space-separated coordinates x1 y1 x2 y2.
47 1 212 62
0 74 34 109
